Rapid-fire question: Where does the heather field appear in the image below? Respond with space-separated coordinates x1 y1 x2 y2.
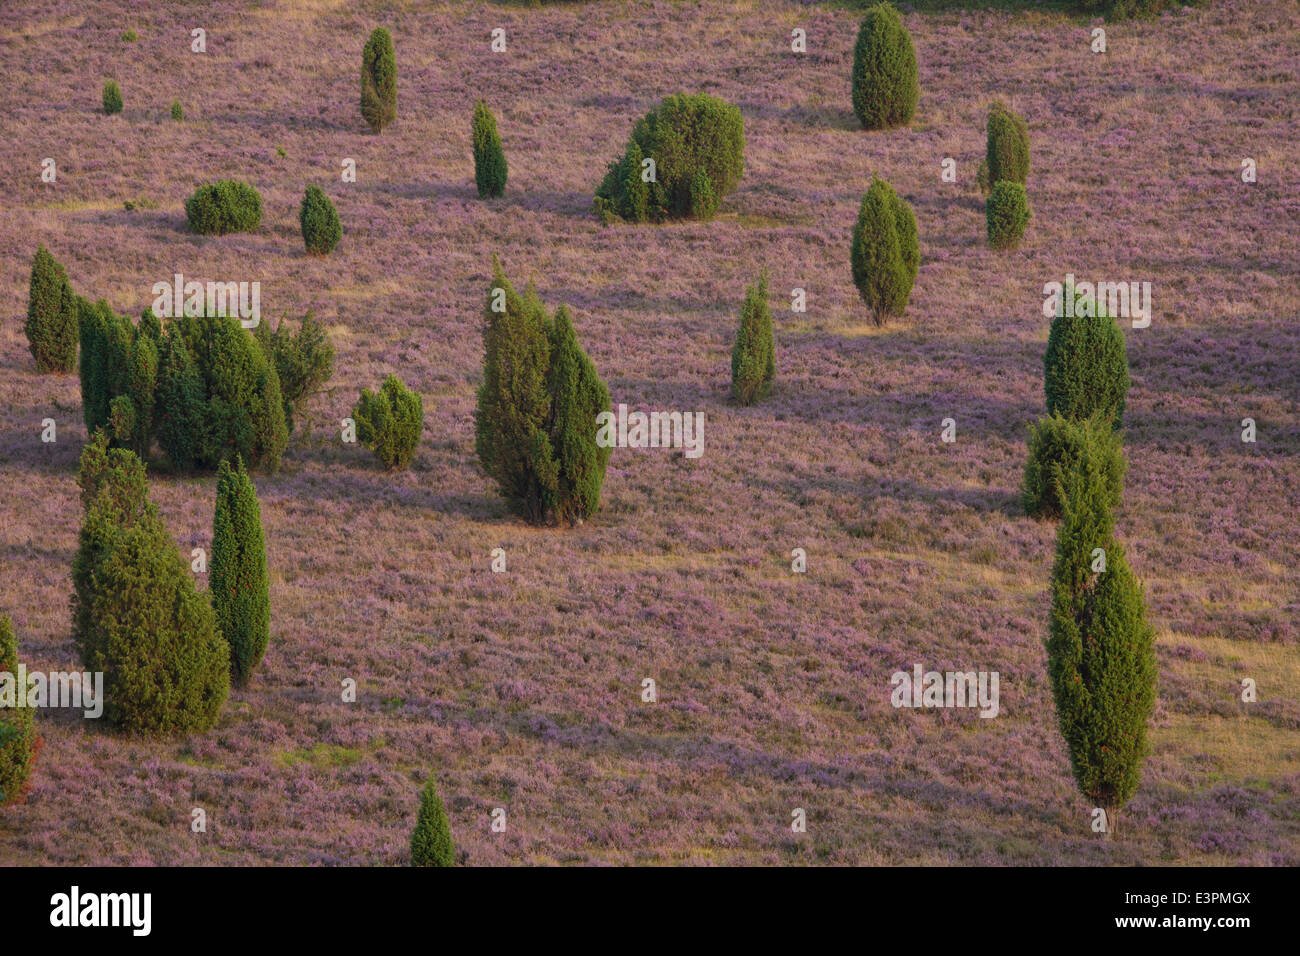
1 0 1298 866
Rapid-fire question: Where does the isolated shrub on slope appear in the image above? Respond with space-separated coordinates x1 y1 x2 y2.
1046 448 1155 835
472 100 508 198
1023 413 1125 520
102 80 122 114
185 181 263 235
299 185 341 255
594 93 744 223
25 245 78 374
361 27 397 133
851 177 917 325
1044 282 1130 428
851 4 918 130
353 375 423 471
211 456 270 688
411 777 455 866
986 102 1029 186
731 272 775 406
0 615 39 808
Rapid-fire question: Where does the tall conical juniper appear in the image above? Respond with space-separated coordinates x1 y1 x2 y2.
472 100 507 198
475 258 611 526
410 776 455 866
72 443 228 735
0 614 39 807
211 455 270 687
25 245 79 374
544 307 612 524
731 271 775 406
360 28 396 133
475 260 554 524
1046 446 1156 836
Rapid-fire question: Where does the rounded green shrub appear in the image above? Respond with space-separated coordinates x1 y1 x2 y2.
594 93 744 223
212 456 269 688
851 177 917 324
361 27 397 133
299 185 342 255
411 777 455 866
1044 282 1130 428
185 180 263 235
171 100 183 121
731 272 775 406
851 3 918 130
353 374 423 470
1023 413 1125 520
25 245 79 374
102 80 122 115
986 102 1029 186
987 180 1031 251
0 615 39 808
472 100 508 199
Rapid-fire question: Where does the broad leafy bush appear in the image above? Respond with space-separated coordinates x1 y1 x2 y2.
353 375 423 471
1023 413 1125 520
299 185 341 255
25 245 78 373
185 180 263 235
851 177 918 324
594 93 744 223
851 4 918 130
987 180 1031 251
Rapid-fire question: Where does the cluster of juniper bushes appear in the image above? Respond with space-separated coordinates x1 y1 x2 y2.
3 0 1178 856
